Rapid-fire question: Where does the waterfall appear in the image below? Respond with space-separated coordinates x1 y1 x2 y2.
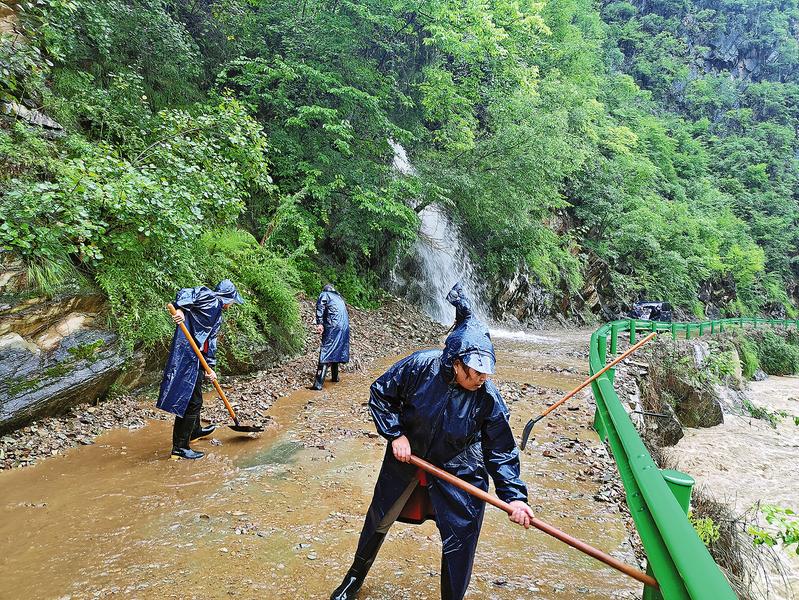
388 141 489 325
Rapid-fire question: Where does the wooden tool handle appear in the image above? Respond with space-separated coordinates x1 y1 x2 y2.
540 331 658 418
408 455 658 589
167 303 239 424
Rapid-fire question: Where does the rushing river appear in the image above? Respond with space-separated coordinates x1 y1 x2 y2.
671 375 799 599
0 330 641 599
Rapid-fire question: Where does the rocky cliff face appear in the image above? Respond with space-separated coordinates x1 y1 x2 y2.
488 252 627 328
0 256 153 433
629 0 792 83
489 264 554 326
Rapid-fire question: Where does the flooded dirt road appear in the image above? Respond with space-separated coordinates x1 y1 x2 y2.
0 329 641 599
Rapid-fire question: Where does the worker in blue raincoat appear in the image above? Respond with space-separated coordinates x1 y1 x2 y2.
157 280 244 460
312 284 350 390
330 283 534 600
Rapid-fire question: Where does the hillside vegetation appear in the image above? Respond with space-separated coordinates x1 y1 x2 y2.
1 0 797 354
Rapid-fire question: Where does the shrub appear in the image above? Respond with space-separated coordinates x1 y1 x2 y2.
754 330 799 375
733 334 760 379
689 511 721 547
201 229 304 358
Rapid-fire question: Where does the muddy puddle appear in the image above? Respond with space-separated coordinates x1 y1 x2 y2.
0 330 640 599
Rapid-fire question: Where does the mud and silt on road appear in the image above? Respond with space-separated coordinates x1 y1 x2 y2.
0 323 641 599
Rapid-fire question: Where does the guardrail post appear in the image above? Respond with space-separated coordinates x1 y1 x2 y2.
630 320 637 344
591 379 608 442
685 324 691 340
661 469 695 513
610 323 619 355
719 321 725 333
698 323 705 336
597 335 615 383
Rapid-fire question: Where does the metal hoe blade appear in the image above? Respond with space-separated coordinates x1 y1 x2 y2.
228 424 264 433
520 416 542 451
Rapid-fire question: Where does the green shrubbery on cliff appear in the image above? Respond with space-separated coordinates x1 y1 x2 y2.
1 0 797 349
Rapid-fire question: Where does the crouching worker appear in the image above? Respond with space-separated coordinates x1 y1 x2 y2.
330 283 533 600
312 284 350 390
157 280 244 460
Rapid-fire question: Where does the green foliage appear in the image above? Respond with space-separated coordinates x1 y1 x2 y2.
67 339 104 361
201 229 304 358
748 505 799 555
41 0 203 108
706 348 738 382
753 330 799 376
320 261 385 310
731 333 760 379
601 0 799 314
742 398 788 429
0 0 301 362
2 0 799 357
689 511 721 547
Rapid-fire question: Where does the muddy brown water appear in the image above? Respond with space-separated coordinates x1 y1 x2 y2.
0 330 640 599
671 375 799 599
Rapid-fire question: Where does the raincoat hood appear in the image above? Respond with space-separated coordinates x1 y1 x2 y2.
441 283 495 375
215 279 244 306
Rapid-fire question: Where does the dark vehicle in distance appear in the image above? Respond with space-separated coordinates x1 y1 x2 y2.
629 301 673 322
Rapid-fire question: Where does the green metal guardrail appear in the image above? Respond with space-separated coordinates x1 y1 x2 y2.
589 317 797 599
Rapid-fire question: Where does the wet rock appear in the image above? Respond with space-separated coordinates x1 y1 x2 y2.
752 368 768 381
641 341 724 429
490 265 553 326
712 384 746 416
0 329 127 433
637 402 684 447
1 101 65 137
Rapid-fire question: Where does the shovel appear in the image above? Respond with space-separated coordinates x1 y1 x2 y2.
167 303 264 433
409 454 658 589
520 331 658 450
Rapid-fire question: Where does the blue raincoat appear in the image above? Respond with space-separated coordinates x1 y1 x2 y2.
355 283 527 600
316 285 350 364
156 280 243 417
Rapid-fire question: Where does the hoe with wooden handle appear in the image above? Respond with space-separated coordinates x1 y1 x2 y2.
520 331 658 450
167 303 263 433
409 454 658 589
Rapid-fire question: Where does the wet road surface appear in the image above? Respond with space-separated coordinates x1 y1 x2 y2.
0 329 640 599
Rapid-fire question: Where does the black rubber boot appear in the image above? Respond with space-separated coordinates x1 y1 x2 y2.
172 411 203 459
331 362 340 382
330 533 386 600
190 424 216 441
170 447 205 460
311 363 328 390
330 573 363 600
